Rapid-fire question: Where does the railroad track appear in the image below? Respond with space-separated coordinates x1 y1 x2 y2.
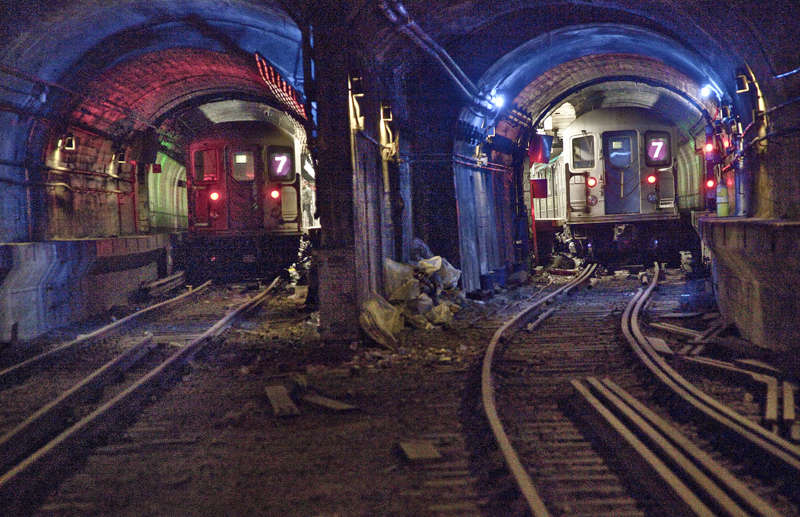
479 264 799 516
0 278 280 513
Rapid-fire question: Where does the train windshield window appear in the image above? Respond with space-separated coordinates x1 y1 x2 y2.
572 136 595 169
193 150 217 182
232 151 255 181
607 136 632 168
645 131 671 166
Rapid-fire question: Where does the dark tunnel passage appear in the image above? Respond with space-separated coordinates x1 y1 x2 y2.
1 1 800 514
1 0 799 365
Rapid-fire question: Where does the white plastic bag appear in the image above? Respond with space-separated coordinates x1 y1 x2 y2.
417 256 442 275
359 293 404 349
384 259 417 300
439 257 461 290
426 303 454 326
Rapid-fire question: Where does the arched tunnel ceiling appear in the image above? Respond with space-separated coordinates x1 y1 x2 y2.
69 48 272 138
511 54 717 138
0 0 304 141
376 1 746 94
1 0 302 88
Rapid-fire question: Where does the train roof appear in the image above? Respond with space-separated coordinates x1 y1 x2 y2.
561 107 675 138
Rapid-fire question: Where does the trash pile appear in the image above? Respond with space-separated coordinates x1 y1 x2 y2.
359 239 465 349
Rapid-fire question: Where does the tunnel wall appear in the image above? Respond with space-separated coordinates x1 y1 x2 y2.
42 128 137 239
0 111 32 243
0 233 175 342
147 152 187 232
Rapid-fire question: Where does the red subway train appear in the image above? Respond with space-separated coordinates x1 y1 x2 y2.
184 119 318 279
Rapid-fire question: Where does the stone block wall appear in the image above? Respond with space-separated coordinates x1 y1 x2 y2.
0 234 172 342
699 217 800 359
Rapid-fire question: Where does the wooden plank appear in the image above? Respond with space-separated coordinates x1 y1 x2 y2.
300 393 357 412
783 382 796 424
677 357 779 425
753 374 779 425
692 320 730 344
734 359 782 377
658 312 702 319
265 385 300 417
644 336 673 355
397 441 442 463
648 321 702 339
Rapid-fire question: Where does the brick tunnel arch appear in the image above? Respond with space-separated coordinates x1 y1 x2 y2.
449 23 735 291
0 0 303 242
0 0 308 341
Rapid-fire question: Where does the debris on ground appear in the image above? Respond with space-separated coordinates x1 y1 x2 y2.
265 385 301 417
359 294 404 349
396 440 442 463
359 241 468 346
300 393 357 412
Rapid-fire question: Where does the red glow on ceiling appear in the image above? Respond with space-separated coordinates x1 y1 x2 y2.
68 49 278 133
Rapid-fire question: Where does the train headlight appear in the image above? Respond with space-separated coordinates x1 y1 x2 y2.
269 189 280 200
586 176 598 188
646 174 657 185
209 191 220 201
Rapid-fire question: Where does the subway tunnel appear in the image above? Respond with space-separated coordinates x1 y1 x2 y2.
1 3 799 372
2 0 800 513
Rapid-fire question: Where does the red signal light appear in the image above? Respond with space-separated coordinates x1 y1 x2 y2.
706 179 716 189
646 174 657 185
704 142 714 153
586 177 597 188
209 191 220 201
269 189 280 200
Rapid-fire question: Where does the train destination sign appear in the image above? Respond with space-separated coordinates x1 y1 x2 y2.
268 147 295 182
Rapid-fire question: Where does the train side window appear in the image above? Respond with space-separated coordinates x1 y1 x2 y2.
607 136 632 168
193 149 217 182
645 131 671 167
572 136 595 169
232 151 255 181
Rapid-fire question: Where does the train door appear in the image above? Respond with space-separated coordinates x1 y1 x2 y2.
190 145 227 230
227 147 261 230
603 131 640 214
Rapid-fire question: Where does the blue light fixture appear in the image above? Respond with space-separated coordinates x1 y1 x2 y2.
491 93 505 109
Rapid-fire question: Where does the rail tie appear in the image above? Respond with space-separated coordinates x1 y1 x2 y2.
481 264 596 516
0 278 279 512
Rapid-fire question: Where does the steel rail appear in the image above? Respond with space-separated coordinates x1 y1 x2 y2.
623 264 800 479
0 277 280 512
0 280 212 389
0 334 156 473
481 264 596 517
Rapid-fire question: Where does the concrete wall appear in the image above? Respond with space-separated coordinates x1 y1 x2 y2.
699 218 800 362
0 234 173 342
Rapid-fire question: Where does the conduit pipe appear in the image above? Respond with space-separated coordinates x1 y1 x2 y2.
379 0 494 111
